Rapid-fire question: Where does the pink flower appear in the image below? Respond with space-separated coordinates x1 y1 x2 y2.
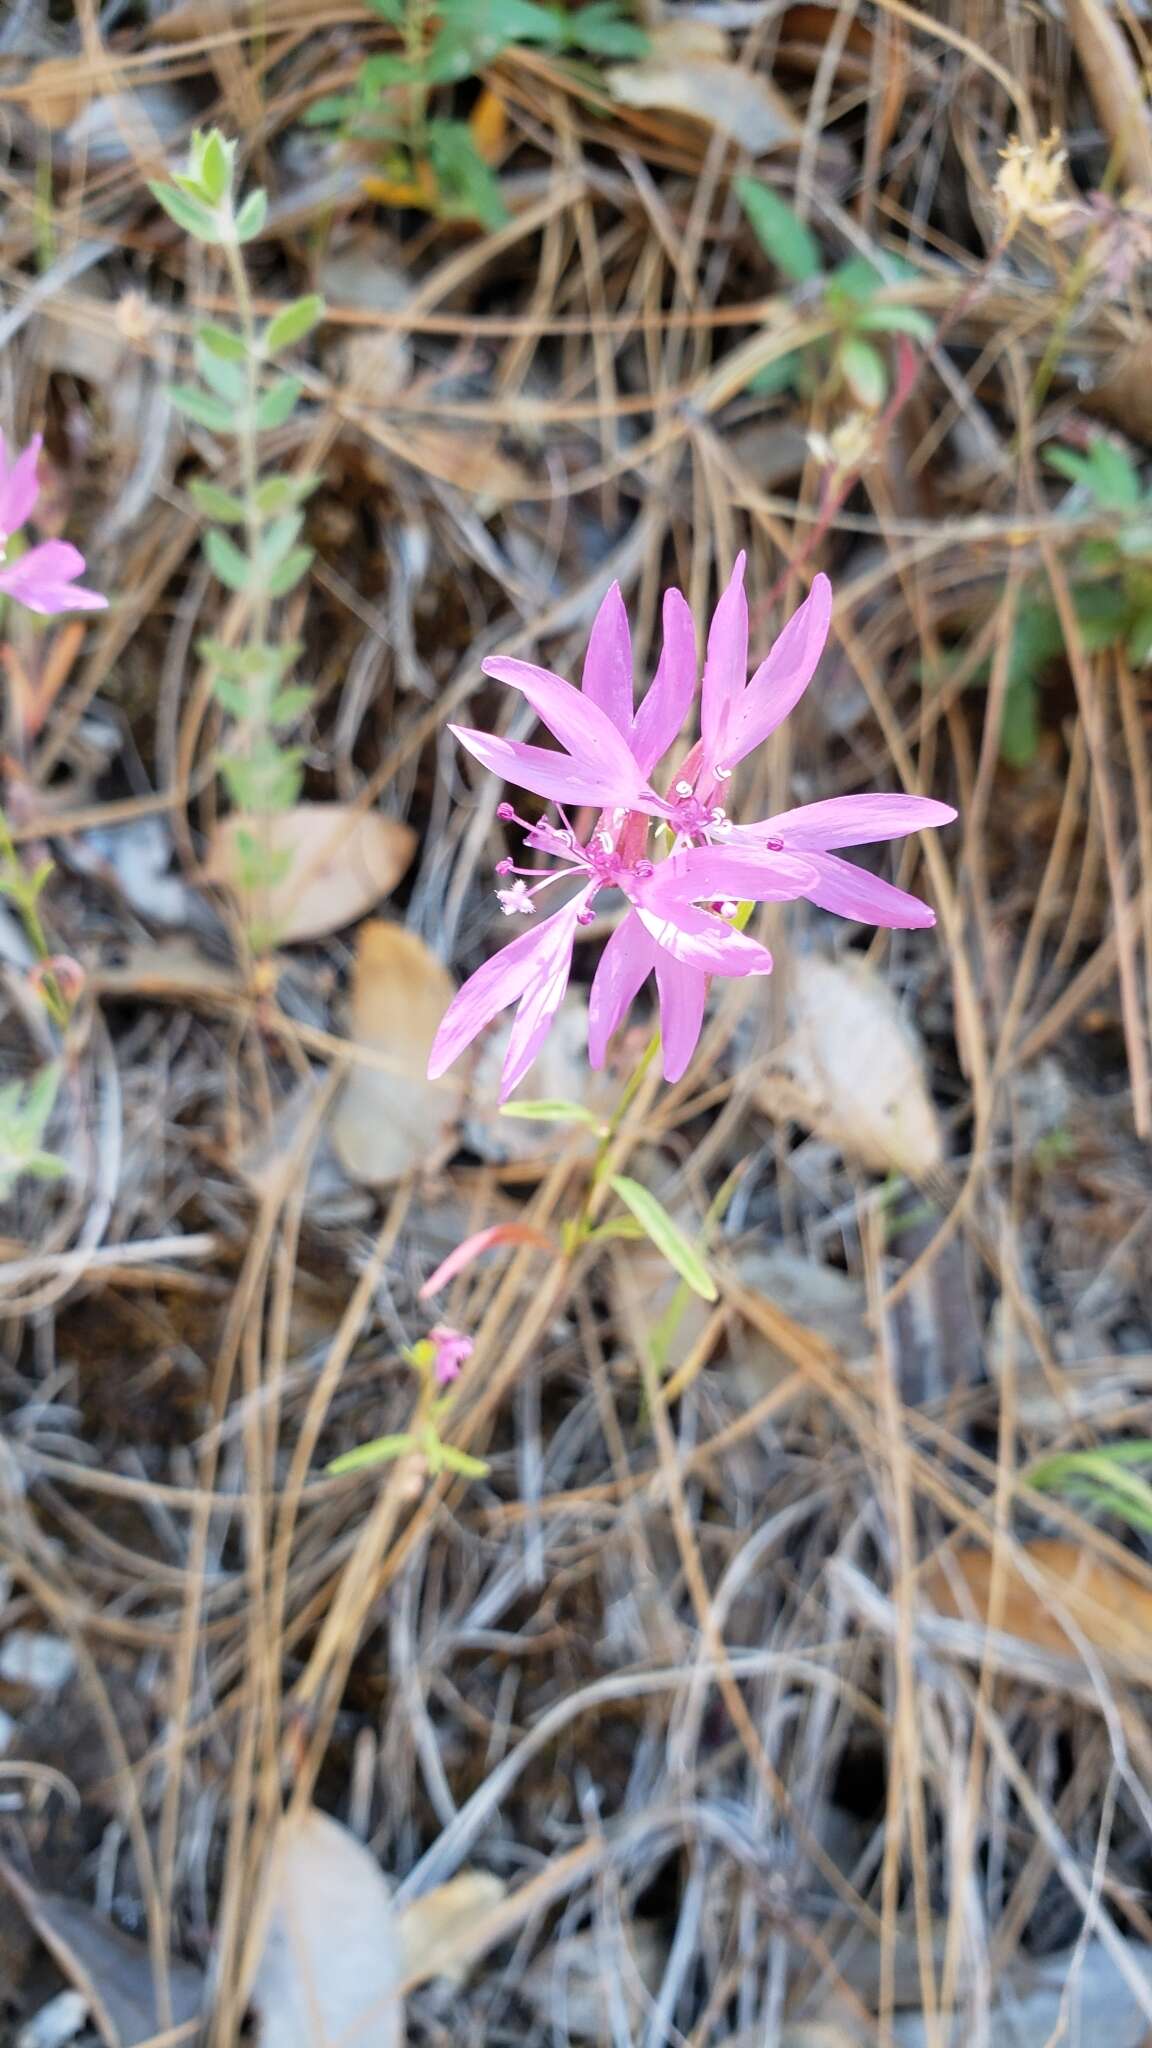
430 566 956 1095
428 1325 473 1386
0 432 107 617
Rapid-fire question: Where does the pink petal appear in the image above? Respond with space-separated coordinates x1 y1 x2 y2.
700 553 748 769
653 953 707 1082
640 844 818 907
481 656 647 800
630 587 697 775
500 895 585 1097
746 792 957 850
0 433 42 538
581 582 633 736
799 851 937 928
727 573 831 765
588 910 658 1067
427 905 567 1077
449 723 636 810
638 903 775 977
0 540 107 615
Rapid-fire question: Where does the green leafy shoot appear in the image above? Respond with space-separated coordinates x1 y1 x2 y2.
608 1176 718 1302
500 1098 604 1125
1028 1442 1152 1537
0 1065 67 1202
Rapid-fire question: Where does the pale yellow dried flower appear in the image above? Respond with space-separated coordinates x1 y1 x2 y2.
114 289 161 349
994 132 1070 235
807 413 877 477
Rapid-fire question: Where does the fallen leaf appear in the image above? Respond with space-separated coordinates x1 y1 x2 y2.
607 24 802 155
250 1809 401 2048
0 1858 204 2048
920 1539 1152 1668
888 1939 1152 2047
520 1922 666 2040
91 942 241 1005
330 922 461 1184
728 1247 871 1397
395 1870 506 1988
757 954 944 1178
201 806 415 946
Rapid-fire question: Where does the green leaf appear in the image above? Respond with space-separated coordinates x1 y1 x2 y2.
365 0 407 17
195 343 248 404
260 512 305 568
255 378 303 431
197 321 248 363
148 181 221 243
999 672 1040 768
170 384 234 432
735 176 821 284
854 303 935 341
301 94 358 128
254 473 321 515
746 349 807 398
269 685 314 725
500 1097 602 1125
204 527 252 592
188 478 247 523
263 294 326 355
210 674 251 719
838 335 887 409
265 547 314 597
197 129 232 207
426 120 508 229
1127 607 1152 665
565 2 648 57
328 1432 418 1476
437 1442 490 1478
234 188 268 243
1116 523 1152 559
1046 438 1141 511
361 51 424 88
607 1175 717 1301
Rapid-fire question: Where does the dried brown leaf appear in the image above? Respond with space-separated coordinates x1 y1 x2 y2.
0 1859 204 2048
201 806 414 946
249 1809 401 2048
607 26 803 154
757 955 944 1178
395 1870 506 1989
331 922 461 1184
921 1539 1152 1667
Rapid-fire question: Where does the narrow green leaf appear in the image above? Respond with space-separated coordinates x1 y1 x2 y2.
188 478 247 523
263 294 326 355
607 1175 717 1301
361 51 423 88
838 335 887 409
735 176 821 284
328 1432 418 1476
746 349 806 398
204 527 252 592
265 547 313 597
197 321 248 363
148 181 221 243
437 1443 490 1478
255 378 302 432
269 685 314 725
170 384 233 432
302 94 357 128
426 120 508 230
565 2 649 57
500 1098 602 1125
259 512 305 568
854 303 935 341
1127 607 1152 666
234 188 268 243
210 674 251 718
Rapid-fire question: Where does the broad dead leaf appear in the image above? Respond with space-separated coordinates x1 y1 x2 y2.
250 1809 401 2048
395 1870 506 1989
0 1858 204 2048
201 805 414 946
757 954 944 1178
331 922 461 1184
607 24 803 155
920 1539 1152 1668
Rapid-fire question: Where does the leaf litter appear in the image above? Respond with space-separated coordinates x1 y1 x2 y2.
4 5 1152 2047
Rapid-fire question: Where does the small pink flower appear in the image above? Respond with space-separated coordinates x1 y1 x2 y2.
0 432 107 618
431 566 956 1094
429 1325 473 1386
